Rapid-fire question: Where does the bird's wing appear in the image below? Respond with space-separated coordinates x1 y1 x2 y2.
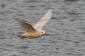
33 9 52 30
12 17 36 32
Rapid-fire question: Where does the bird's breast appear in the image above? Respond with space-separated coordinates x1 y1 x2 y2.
24 31 43 38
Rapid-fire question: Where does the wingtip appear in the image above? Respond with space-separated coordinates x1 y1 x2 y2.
10 16 21 23
46 9 52 17
48 9 52 12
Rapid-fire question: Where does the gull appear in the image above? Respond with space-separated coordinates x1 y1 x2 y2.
12 9 52 39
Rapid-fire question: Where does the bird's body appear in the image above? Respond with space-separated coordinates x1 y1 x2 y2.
12 9 52 39
17 31 44 39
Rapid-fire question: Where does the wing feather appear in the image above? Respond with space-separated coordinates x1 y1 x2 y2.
12 17 36 32
33 9 52 30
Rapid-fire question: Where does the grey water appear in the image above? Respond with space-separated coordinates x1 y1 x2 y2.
0 0 85 56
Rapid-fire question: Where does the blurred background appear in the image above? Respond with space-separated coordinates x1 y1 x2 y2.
0 0 85 56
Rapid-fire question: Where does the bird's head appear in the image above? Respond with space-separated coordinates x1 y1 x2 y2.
41 30 45 35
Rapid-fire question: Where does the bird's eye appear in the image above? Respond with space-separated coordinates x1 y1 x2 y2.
41 31 45 34
41 32 43 33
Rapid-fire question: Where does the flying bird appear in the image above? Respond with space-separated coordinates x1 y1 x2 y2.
12 9 52 39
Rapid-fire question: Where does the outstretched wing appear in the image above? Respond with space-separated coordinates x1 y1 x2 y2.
12 17 36 32
33 9 52 30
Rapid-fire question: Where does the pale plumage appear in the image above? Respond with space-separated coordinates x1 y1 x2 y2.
33 9 52 30
12 9 52 39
